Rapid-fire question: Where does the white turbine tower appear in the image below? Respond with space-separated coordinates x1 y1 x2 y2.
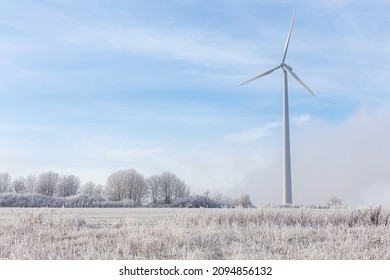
239 13 315 205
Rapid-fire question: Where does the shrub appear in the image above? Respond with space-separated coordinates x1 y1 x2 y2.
171 195 231 208
0 193 134 208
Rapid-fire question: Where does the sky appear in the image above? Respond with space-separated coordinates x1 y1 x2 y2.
0 0 389 206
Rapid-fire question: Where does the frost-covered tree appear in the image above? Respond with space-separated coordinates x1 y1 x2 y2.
174 178 191 200
0 173 12 193
35 171 60 196
25 175 36 193
81 181 104 198
146 175 162 204
94 184 104 198
159 172 176 204
105 171 124 201
211 193 254 208
211 192 235 207
128 171 147 205
327 196 344 208
56 174 81 197
235 194 255 208
81 181 96 196
159 172 190 204
105 169 146 205
11 176 27 194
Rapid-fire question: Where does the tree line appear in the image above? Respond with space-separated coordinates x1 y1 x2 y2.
0 169 190 206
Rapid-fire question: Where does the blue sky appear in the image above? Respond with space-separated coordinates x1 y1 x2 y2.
0 0 389 206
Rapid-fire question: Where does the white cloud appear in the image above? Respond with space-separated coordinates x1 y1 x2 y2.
292 114 312 126
105 147 163 163
69 24 265 68
225 122 280 142
238 104 390 206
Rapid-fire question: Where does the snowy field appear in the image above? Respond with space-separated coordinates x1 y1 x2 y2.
0 207 389 259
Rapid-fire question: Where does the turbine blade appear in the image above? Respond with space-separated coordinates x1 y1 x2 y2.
238 65 280 86
283 66 315 96
281 12 296 63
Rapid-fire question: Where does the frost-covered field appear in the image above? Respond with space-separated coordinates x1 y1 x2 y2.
0 207 389 259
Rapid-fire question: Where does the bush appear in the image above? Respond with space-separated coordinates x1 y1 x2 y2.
0 193 134 208
171 195 232 208
235 194 255 208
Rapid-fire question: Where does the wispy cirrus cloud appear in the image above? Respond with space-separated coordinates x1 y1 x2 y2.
105 147 163 163
67 24 266 68
225 122 280 142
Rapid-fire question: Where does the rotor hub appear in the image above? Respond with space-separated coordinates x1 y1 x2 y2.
280 63 292 71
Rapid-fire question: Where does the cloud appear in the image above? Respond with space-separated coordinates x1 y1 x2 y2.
296 106 390 205
68 24 265 68
292 114 312 126
238 104 390 206
105 147 163 163
225 122 280 142
0 59 23 71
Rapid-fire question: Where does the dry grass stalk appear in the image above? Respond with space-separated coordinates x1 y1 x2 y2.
1 207 389 259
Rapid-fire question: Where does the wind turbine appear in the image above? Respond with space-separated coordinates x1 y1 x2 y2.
239 13 315 205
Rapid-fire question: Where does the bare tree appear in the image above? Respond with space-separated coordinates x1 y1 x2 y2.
174 178 191 200
81 181 96 196
127 170 147 205
235 194 255 208
105 169 146 205
146 175 161 204
0 173 12 193
11 176 27 194
105 171 125 201
56 174 81 197
80 181 104 198
159 172 175 204
95 184 104 198
159 172 190 204
327 196 344 208
211 192 235 207
25 175 36 193
35 171 60 196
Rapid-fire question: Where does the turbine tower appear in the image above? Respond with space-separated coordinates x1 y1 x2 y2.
239 13 315 205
